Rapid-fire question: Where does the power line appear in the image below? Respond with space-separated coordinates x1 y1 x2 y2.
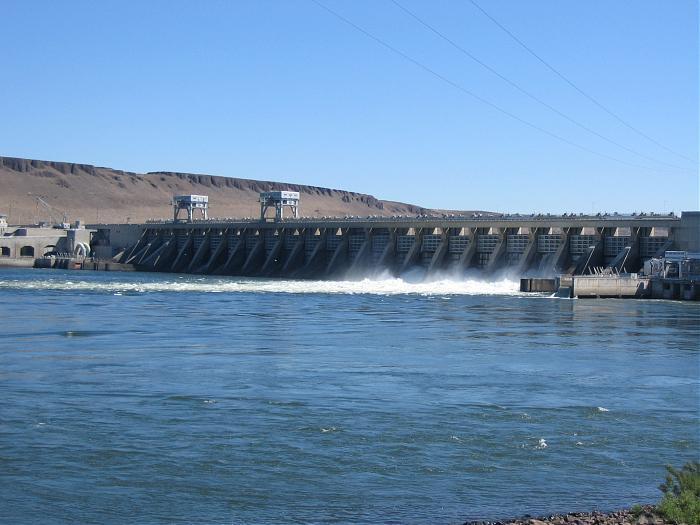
310 0 680 173
468 0 698 166
390 0 688 172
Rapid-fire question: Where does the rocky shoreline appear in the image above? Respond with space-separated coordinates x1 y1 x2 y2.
464 506 675 525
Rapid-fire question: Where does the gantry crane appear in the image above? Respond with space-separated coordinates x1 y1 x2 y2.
33 195 69 227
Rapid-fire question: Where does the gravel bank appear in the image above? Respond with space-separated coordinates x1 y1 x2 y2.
464 506 674 525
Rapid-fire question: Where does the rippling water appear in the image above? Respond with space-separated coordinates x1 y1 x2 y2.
0 268 698 524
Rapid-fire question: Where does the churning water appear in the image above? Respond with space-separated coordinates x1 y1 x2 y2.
0 268 698 524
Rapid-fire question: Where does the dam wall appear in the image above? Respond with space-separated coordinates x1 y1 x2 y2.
89 212 696 279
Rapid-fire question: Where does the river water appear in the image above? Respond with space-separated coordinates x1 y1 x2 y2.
0 268 698 524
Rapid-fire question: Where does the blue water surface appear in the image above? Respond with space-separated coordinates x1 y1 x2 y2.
0 268 698 525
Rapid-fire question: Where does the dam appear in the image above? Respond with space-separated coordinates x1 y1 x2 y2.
88 197 700 280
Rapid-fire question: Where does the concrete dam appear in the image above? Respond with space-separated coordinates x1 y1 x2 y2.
91 206 700 280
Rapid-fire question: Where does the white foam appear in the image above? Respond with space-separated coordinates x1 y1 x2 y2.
0 274 523 297
596 406 610 412
536 438 548 449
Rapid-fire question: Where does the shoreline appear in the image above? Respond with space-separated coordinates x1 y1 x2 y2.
463 506 670 525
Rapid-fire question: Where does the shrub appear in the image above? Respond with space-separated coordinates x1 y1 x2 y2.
630 504 645 519
657 461 700 525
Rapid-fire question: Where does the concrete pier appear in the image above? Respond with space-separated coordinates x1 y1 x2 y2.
519 278 557 293
572 274 650 298
88 212 698 279
567 274 698 300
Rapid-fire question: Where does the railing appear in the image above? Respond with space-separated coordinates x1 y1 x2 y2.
139 213 679 226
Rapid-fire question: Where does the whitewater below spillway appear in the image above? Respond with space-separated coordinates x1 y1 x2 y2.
1 267 698 525
0 269 524 296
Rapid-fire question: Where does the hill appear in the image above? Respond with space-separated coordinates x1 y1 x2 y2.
0 156 484 224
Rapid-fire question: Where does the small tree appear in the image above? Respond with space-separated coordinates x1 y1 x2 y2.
658 461 700 525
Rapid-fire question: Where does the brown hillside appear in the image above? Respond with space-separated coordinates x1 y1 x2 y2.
0 156 483 225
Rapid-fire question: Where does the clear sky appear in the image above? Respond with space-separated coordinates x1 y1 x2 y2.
1 0 698 213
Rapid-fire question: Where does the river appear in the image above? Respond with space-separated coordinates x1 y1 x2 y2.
0 268 697 524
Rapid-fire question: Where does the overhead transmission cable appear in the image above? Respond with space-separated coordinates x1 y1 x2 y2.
310 0 678 173
468 0 697 166
390 0 688 172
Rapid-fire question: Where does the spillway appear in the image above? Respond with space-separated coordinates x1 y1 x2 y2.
89 212 700 279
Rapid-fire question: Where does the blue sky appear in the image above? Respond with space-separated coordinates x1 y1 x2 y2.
1 0 697 213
